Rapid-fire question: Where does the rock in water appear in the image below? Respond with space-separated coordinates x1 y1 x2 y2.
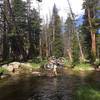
32 72 41 76
0 74 10 79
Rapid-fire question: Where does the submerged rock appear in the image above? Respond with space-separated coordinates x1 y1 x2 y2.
0 74 10 79
32 71 41 76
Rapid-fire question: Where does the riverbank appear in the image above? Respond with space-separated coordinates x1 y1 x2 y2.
0 62 40 79
0 60 100 80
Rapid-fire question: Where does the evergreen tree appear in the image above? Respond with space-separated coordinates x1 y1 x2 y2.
12 0 27 33
9 0 27 61
71 32 80 65
51 4 64 57
27 8 41 58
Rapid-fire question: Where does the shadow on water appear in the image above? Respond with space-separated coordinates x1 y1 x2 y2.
0 70 100 100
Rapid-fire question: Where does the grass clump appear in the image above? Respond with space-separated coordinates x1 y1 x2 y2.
28 59 48 69
30 63 40 69
63 58 72 67
74 85 100 100
73 62 92 71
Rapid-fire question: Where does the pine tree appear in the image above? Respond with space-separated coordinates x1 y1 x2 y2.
51 4 64 57
9 0 27 61
28 8 41 58
0 0 42 61
12 0 27 33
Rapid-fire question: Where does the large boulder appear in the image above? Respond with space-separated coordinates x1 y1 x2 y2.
1 62 21 72
25 63 32 69
19 63 32 73
6 65 14 72
1 62 33 74
20 63 32 68
2 64 8 69
2 64 13 72
9 62 21 69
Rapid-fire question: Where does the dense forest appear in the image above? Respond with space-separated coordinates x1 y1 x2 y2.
0 0 100 65
0 0 100 100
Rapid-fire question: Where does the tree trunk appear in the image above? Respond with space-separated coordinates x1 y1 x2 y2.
45 31 49 58
87 8 96 58
39 32 42 60
91 32 96 56
67 49 72 62
76 32 85 61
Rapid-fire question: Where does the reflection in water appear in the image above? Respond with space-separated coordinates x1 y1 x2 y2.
0 71 99 100
28 76 73 100
53 78 57 87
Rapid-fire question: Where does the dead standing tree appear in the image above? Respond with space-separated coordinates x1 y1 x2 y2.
67 0 85 61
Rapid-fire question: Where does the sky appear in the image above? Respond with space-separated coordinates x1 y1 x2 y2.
24 0 84 22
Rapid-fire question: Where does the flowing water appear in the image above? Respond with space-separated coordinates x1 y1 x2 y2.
0 70 100 100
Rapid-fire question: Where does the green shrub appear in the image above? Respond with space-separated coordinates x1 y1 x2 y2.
0 67 8 74
28 57 42 64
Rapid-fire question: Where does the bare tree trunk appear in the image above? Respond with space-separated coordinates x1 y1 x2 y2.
51 15 55 55
67 0 85 62
39 31 42 60
52 15 55 42
91 32 96 56
87 8 96 57
45 29 49 58
45 16 49 58
67 49 72 62
76 32 85 61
